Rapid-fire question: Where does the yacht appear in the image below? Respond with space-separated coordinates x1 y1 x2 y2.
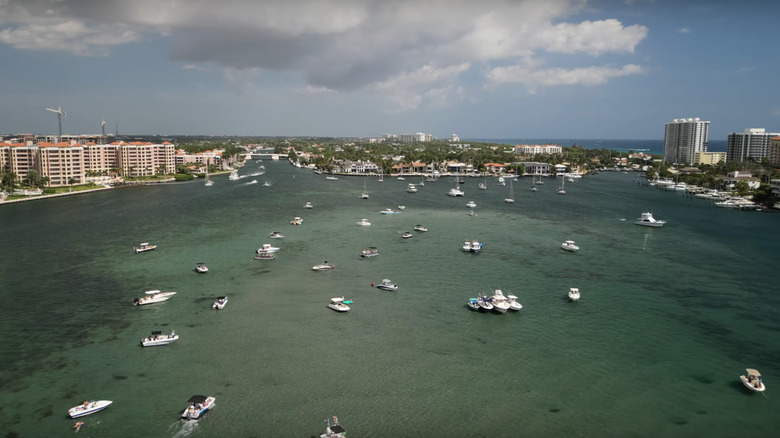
312 261 335 271
133 242 157 253
269 231 285 239
181 395 215 420
356 218 372 227
466 298 481 310
447 187 465 197
376 279 398 291
195 262 208 273
465 201 476 208
740 369 766 392
476 295 494 311
568 287 580 302
133 290 177 306
254 251 276 260
68 400 113 418
212 296 228 310
380 208 399 214
490 290 511 313
506 294 523 310
303 202 313 209
462 240 483 252
561 240 579 252
635 211 666 227
328 297 350 312
321 416 347 438
407 183 417 193
414 225 428 232
290 216 303 225
140 330 178 347
257 243 280 254
361 247 379 257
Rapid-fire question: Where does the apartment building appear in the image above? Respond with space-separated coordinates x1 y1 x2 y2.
726 128 780 162
38 142 86 186
663 118 709 164
514 144 563 155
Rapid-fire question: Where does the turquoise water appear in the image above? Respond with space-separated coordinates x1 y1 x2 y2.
0 163 777 437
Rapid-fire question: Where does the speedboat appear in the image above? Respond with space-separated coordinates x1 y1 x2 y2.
257 243 280 253
360 192 369 199
397 205 406 210
361 247 379 257
356 218 372 227
466 201 476 208
490 290 511 313
247 179 258 184
228 170 239 180
561 240 579 252
140 330 178 347
466 298 481 310
477 295 493 311
376 279 398 291
262 181 272 186
68 400 113 418
635 211 666 227
303 202 313 209
134 242 156 253
212 296 228 309
195 262 208 273
134 290 177 306
328 297 350 312
325 175 339 181
402 232 413 239
506 294 523 310
313 262 335 271
254 251 276 260
397 176 406 181
447 187 465 197
407 183 417 193
290 216 303 225
568 287 580 302
181 395 215 420
269 231 285 239
462 240 483 252
321 416 347 438
414 225 428 232
380 208 399 214
740 368 766 392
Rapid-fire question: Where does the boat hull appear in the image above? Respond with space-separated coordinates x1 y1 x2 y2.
68 400 113 418
740 375 766 392
141 335 179 347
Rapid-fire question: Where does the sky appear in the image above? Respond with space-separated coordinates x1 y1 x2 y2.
1 0 779 140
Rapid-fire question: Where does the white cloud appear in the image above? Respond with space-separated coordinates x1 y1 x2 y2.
679 27 691 33
486 59 643 93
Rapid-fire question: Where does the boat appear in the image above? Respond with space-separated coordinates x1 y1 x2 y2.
477 295 493 311
263 181 272 187
195 262 208 273
312 261 335 271
254 251 276 260
380 208 399 214
407 183 417 193
530 184 537 192
466 200 477 208
361 247 379 257
269 231 285 239
360 177 369 199
505 179 515 203
140 330 178 347
257 243 280 253
490 290 511 313
228 170 239 180
328 297 350 312
466 298 481 310
303 202 313 209
133 242 156 253
133 290 177 306
204 163 214 187
635 211 666 227
478 183 487 190
290 216 303 225
402 232 413 239
462 240 483 252
356 218 372 227
534 174 544 185
506 294 523 310
247 179 258 184
212 296 228 310
561 240 579 252
568 287 580 302
181 395 215 420
447 186 465 197
376 279 398 291
498 176 506 186
557 175 566 194
397 205 406 210
321 416 347 438
325 175 339 181
414 225 428 232
68 400 113 418
378 171 384 182
739 368 766 392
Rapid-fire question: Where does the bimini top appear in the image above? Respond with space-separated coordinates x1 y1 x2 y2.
746 368 761 377
329 425 346 434
145 290 162 295
187 395 209 404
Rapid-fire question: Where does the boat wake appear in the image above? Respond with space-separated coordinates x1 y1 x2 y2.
169 419 199 438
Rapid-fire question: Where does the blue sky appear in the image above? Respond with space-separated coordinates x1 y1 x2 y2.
1 0 778 141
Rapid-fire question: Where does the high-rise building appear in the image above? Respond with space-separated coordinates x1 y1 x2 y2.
663 118 709 164
726 128 780 162
769 137 780 165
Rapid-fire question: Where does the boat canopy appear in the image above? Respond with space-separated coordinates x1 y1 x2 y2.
145 290 161 295
139 243 150 246
330 425 346 434
187 395 209 404
381 279 392 283
746 368 761 377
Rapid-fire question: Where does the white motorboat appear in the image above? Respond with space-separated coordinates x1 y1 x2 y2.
228 170 239 180
181 395 215 420
325 175 339 181
303 202 313 209
462 240 483 252
247 179 258 184
257 243 280 253
447 187 465 197
195 262 208 273
68 400 113 418
466 298 481 310
134 242 156 253
321 416 347 438
140 330 178 347
313 261 335 271
212 296 228 310
376 279 398 291
134 290 177 306
397 205 406 210
290 216 303 225
407 183 417 193
360 192 370 199
414 225 428 232
402 232 413 239
254 251 276 260
380 208 399 214
568 287 580 302
397 176 406 181
635 211 666 227
262 180 272 187
466 201 477 208
361 247 379 257
477 295 493 311
269 231 285 239
328 297 350 312
490 290 511 313
561 240 579 252
356 218 372 227
740 368 766 392
498 176 506 186
506 294 523 310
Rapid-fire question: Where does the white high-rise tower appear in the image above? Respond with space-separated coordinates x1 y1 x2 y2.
663 118 709 164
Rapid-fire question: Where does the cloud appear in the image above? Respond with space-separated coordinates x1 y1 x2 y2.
486 59 643 92
0 0 649 107
679 27 692 33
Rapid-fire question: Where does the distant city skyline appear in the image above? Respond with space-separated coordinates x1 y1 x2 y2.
1 0 779 140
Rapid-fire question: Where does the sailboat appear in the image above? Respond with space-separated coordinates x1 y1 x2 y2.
204 160 214 187
504 178 515 203
360 176 369 199
557 174 566 194
378 170 384 183
479 174 487 190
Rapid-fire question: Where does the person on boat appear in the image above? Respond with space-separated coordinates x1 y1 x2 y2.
73 421 84 432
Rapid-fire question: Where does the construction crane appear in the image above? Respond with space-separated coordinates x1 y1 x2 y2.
46 106 66 138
